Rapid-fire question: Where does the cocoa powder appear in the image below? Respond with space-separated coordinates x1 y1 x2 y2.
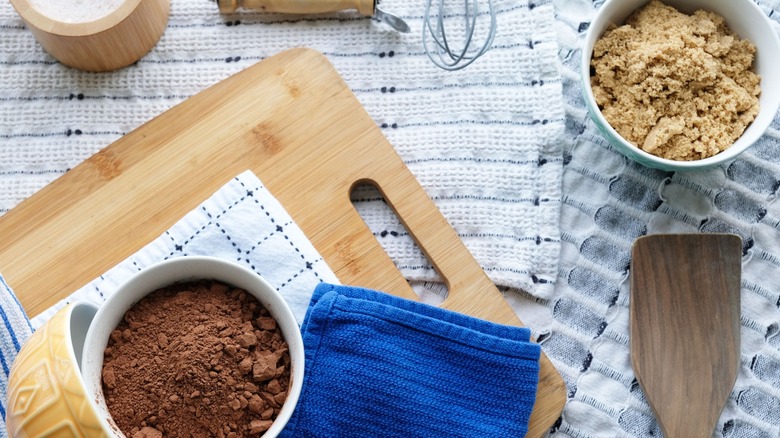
102 280 291 437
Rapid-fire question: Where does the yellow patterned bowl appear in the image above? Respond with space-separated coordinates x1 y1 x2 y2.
6 302 110 437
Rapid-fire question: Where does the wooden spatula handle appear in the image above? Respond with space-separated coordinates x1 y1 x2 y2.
219 0 374 16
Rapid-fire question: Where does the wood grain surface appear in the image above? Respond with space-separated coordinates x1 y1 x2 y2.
0 48 565 436
218 0 374 16
8 0 170 71
630 234 741 438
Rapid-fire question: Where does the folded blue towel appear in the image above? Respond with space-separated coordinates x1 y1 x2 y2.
0 274 33 435
281 283 541 437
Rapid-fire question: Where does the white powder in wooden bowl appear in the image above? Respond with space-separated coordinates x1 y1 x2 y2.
27 0 125 23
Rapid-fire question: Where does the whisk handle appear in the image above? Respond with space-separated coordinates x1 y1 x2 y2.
219 0 374 16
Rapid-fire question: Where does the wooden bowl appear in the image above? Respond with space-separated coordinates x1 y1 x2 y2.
8 0 170 72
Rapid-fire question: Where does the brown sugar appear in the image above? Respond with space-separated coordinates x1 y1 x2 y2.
590 0 760 161
102 280 291 437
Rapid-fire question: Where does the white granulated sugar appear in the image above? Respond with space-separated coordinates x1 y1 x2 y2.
27 0 125 23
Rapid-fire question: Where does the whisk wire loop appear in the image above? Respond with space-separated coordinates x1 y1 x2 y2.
422 0 497 71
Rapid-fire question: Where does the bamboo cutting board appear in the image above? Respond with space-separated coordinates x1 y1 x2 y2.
0 48 565 436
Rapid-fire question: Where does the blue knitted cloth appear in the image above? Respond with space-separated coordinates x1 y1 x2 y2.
281 283 542 437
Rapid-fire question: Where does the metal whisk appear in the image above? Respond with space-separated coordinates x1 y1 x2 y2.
422 0 497 70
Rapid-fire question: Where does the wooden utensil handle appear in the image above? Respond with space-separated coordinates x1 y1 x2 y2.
219 0 374 16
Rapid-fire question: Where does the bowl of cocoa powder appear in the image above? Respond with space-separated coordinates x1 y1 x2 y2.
81 256 304 437
582 0 780 171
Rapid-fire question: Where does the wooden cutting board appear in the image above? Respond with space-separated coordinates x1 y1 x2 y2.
0 48 565 436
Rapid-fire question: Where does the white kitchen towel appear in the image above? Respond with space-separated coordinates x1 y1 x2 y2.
0 0 565 300
29 170 341 329
509 0 780 437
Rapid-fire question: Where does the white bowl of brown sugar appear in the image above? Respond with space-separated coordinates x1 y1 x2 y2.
582 0 780 171
81 256 304 438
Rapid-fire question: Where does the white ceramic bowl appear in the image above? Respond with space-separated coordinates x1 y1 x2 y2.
81 256 304 438
581 0 780 171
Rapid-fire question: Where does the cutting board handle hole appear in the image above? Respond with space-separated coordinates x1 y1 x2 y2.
350 183 448 305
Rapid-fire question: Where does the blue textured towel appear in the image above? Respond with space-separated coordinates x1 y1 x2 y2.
281 283 541 437
0 274 33 436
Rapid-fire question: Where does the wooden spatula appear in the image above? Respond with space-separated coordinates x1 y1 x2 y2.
630 234 741 438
